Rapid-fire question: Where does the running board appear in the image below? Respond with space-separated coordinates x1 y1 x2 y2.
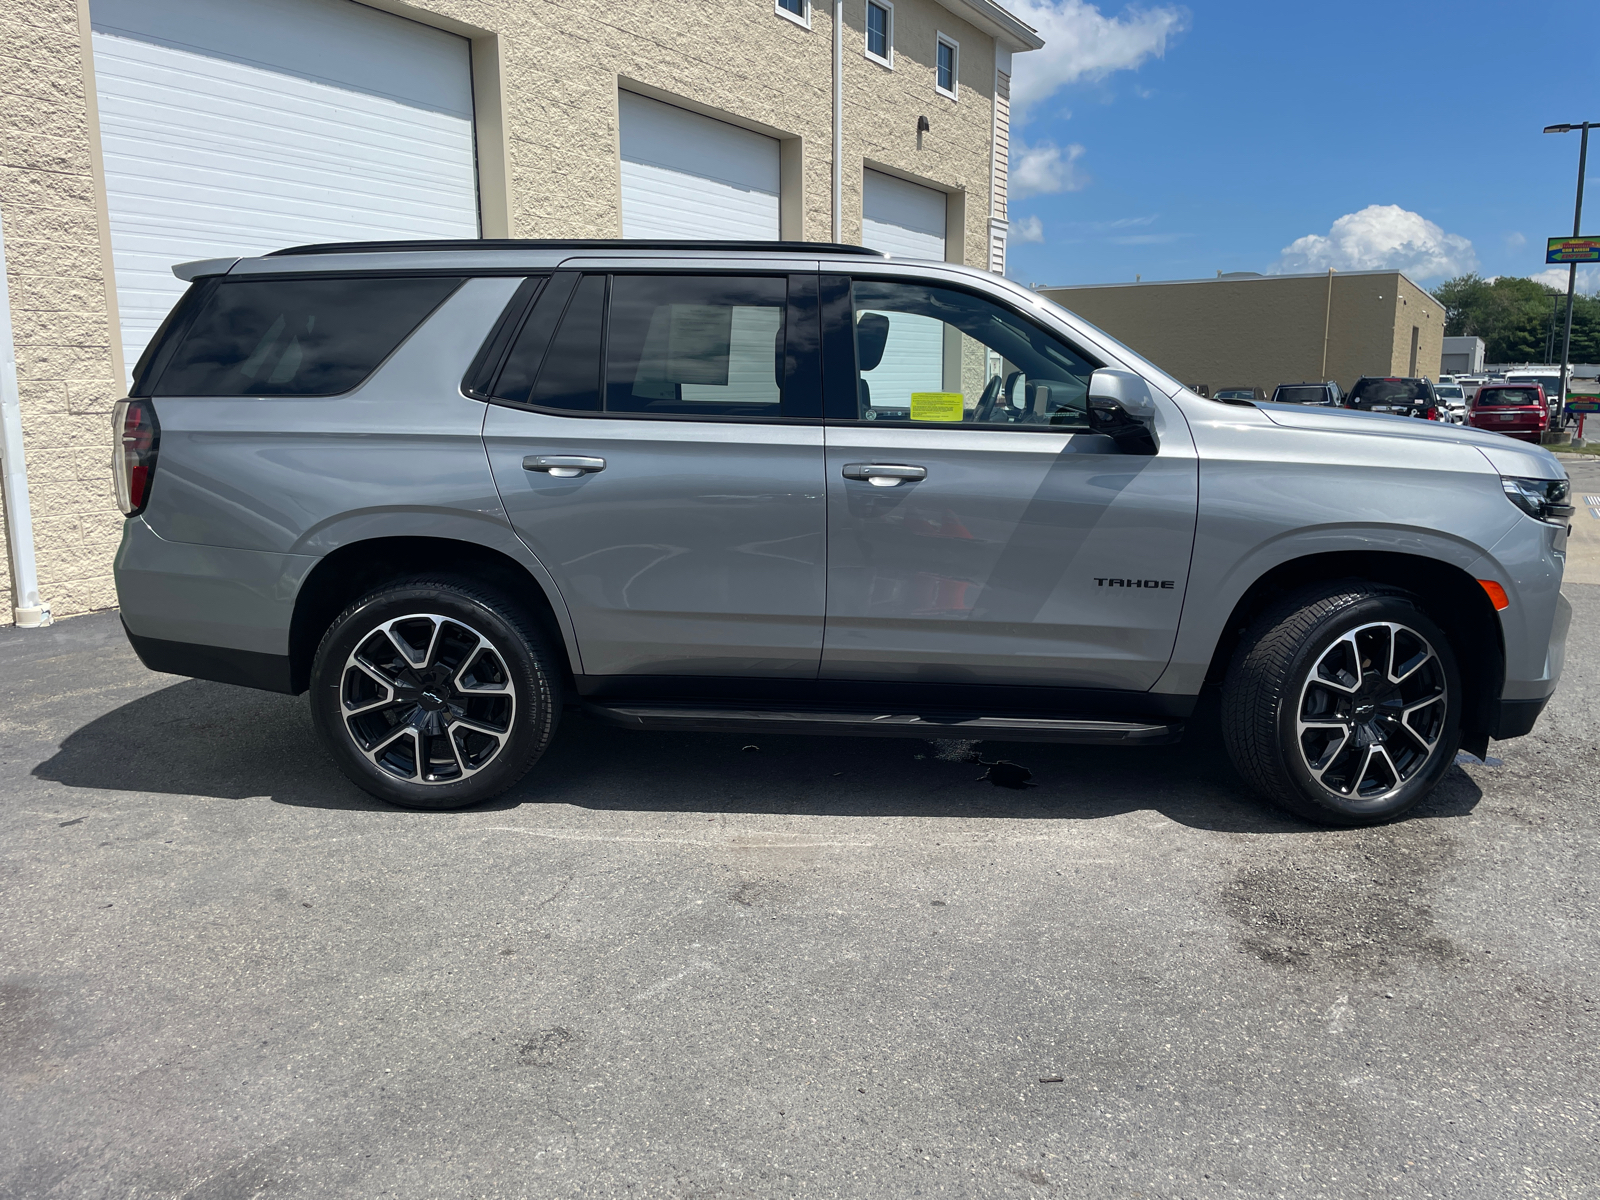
581 703 1182 745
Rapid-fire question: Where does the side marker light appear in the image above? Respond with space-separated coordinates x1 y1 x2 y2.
1478 580 1509 611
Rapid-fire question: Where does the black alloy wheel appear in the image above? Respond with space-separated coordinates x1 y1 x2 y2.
309 577 560 809
1222 582 1462 826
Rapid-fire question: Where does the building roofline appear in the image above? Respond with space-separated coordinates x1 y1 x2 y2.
934 0 1044 51
1039 269 1444 308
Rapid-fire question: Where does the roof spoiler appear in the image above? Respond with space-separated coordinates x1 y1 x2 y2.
172 257 240 281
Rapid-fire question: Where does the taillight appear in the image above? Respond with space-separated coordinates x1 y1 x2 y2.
112 399 159 516
1426 406 1438 420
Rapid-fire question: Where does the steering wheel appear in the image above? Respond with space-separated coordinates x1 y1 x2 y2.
973 372 1004 423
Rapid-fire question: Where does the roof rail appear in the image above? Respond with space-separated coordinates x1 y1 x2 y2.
265 238 887 258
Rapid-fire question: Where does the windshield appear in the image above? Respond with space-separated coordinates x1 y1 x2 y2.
1274 386 1327 404
1348 379 1431 407
1436 386 1464 400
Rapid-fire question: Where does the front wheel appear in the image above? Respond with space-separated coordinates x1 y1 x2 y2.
309 577 561 810
1221 583 1461 826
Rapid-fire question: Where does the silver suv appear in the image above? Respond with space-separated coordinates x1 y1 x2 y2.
112 240 1573 825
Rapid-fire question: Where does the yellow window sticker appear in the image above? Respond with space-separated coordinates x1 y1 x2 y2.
909 392 964 422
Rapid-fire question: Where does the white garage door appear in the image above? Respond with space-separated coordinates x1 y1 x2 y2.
90 0 479 379
862 169 947 260
619 92 780 241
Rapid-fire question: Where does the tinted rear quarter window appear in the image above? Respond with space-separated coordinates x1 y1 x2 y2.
153 276 463 397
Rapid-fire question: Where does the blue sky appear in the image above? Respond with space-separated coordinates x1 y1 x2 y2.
1003 0 1600 292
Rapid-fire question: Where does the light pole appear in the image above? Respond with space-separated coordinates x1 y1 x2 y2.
1543 121 1594 423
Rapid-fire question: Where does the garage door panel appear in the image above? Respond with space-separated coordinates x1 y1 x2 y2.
91 0 477 381
862 169 947 261
618 91 780 242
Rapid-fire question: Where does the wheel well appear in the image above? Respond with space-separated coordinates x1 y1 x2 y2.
1203 551 1504 741
287 537 569 694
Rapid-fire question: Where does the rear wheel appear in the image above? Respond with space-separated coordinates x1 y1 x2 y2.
309 577 561 810
1221 582 1461 826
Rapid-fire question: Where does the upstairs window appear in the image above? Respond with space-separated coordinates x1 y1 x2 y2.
935 34 958 98
775 0 810 29
865 1 892 65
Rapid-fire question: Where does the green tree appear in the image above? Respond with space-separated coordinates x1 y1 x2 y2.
1431 274 1573 363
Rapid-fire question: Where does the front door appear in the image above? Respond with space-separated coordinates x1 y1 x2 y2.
818 275 1198 691
483 271 826 678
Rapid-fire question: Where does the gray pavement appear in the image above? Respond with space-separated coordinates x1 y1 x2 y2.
2 585 1597 1199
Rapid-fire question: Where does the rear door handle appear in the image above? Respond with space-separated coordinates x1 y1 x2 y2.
842 463 926 487
523 455 605 478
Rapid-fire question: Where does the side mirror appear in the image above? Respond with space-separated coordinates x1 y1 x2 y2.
1085 368 1160 454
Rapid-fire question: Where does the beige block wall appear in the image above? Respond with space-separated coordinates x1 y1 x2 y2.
0 0 1007 625
1 0 124 623
1039 272 1448 398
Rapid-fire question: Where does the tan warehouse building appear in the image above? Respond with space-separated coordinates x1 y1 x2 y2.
1039 270 1446 401
0 0 1040 626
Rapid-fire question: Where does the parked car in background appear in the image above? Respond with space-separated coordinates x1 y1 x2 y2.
1434 383 1468 423
1468 384 1549 443
1438 374 1457 385
1505 371 1563 412
1343 377 1440 420
1213 387 1261 402
1270 381 1343 407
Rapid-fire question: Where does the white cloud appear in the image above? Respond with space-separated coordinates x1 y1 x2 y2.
1007 0 1189 119
1529 265 1600 294
1269 205 1479 280
1011 215 1045 243
1506 231 1527 249
1011 140 1088 198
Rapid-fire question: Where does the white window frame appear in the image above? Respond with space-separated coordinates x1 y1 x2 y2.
935 32 959 100
864 0 894 68
775 0 811 30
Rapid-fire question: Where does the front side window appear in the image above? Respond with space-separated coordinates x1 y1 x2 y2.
936 36 957 96
845 279 1100 429
154 276 462 397
866 1 892 63
606 275 788 418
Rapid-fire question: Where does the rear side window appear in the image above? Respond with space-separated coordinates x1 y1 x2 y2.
491 273 606 411
606 275 787 417
153 276 463 397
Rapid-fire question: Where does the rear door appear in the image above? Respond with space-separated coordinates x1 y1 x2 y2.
482 270 828 679
816 273 1199 690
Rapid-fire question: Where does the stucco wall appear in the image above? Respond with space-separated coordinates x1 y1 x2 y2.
1 0 125 623
1039 272 1448 398
0 0 1009 624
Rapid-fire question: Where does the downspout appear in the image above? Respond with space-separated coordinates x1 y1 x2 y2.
832 0 843 242
0 200 51 627
1320 267 1335 381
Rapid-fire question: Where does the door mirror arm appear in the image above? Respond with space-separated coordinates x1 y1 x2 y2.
1085 368 1160 455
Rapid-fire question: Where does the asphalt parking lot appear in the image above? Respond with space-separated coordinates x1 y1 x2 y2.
3 540 1598 1198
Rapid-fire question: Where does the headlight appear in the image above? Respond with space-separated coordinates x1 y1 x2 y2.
1501 475 1574 524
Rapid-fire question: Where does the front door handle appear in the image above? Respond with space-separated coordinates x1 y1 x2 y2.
523 455 606 478
842 463 926 487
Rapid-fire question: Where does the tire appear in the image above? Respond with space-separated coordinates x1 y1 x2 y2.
308 576 561 810
1221 581 1461 826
